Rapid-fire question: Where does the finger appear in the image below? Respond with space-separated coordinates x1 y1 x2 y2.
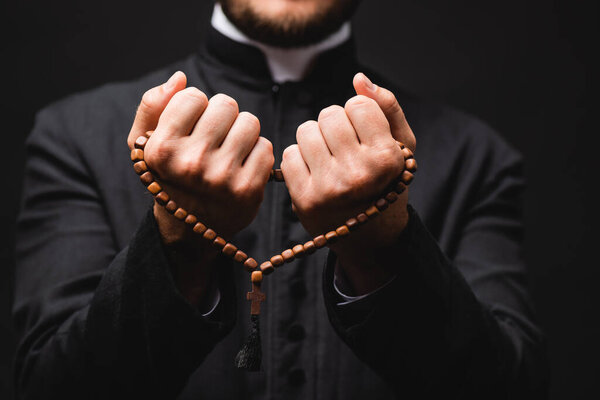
296 120 331 173
241 136 274 184
281 144 310 183
156 86 209 139
220 111 261 164
128 71 187 149
317 105 360 156
344 95 391 146
190 93 239 148
353 72 416 151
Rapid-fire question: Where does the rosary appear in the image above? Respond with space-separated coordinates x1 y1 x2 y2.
130 131 417 370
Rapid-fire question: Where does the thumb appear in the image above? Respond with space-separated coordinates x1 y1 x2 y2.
127 71 187 149
353 72 416 151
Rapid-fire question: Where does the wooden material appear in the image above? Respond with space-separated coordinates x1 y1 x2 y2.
270 255 284 267
155 191 169 205
281 249 295 262
365 205 380 218
133 161 148 175
130 136 418 318
223 243 237 257
247 283 266 315
184 214 197 225
130 149 144 162
193 222 207 235
251 271 263 283
174 208 187 220
147 182 162 195
244 257 258 271
336 225 350 237
325 231 338 244
260 261 274 275
292 244 305 258
213 236 226 249
140 172 154 186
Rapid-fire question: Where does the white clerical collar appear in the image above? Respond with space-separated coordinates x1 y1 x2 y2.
211 3 351 83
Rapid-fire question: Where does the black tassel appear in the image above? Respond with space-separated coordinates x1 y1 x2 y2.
235 314 262 371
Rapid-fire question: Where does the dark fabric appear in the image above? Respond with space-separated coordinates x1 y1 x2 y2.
13 25 548 399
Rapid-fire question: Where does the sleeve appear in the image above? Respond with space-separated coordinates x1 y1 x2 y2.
322 150 548 399
12 106 236 400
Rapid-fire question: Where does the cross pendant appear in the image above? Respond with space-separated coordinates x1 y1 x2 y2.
247 283 266 315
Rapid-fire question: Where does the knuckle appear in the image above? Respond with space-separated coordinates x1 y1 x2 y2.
318 105 344 121
177 87 209 108
296 120 318 140
381 91 402 115
139 89 158 112
237 111 261 133
344 94 376 111
211 93 239 114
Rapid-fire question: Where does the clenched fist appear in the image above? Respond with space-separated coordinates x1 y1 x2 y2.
127 71 274 304
281 73 416 294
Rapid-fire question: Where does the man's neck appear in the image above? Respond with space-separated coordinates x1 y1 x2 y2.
211 3 351 83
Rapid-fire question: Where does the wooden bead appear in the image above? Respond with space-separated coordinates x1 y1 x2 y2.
133 161 148 175
260 261 274 275
213 236 226 249
313 235 327 248
292 244 305 258
395 181 406 194
222 243 237 257
402 147 413 160
203 229 217 241
325 231 338 244
365 205 380 218
281 249 295 263
173 208 187 220
155 191 169 205
165 200 178 213
396 141 405 149
140 171 154 186
184 214 197 225
385 191 398 203
251 271 263 284
147 182 162 195
244 257 258 271
193 222 207 235
270 255 284 267
405 158 417 172
401 170 414 185
234 250 248 264
356 213 368 224
273 169 284 182
375 198 389 211
303 241 316 254
346 217 359 231
336 225 350 237
134 136 148 149
130 149 144 162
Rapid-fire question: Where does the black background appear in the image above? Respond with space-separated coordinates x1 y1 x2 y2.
1 0 597 398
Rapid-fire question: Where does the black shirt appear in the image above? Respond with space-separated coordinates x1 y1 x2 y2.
13 27 548 399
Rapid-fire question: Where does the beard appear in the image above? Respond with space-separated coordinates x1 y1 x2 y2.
219 0 361 48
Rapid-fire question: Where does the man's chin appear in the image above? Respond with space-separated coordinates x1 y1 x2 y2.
220 0 361 48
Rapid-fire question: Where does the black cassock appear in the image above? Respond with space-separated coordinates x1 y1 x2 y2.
13 27 548 399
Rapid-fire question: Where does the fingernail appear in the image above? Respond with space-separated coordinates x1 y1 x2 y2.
164 71 179 90
361 73 376 92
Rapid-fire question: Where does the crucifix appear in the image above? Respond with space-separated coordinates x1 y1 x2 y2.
247 272 266 315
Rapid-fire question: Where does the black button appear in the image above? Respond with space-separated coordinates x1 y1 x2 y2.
288 324 305 341
272 84 280 93
288 368 306 386
290 281 306 298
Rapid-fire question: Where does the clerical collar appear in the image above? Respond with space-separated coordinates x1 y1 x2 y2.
211 3 351 83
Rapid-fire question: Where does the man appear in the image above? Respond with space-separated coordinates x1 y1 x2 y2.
13 0 548 398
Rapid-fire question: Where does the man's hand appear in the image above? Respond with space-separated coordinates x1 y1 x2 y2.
127 71 274 304
281 73 416 294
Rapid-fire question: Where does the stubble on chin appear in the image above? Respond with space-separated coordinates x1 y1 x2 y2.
219 0 360 48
